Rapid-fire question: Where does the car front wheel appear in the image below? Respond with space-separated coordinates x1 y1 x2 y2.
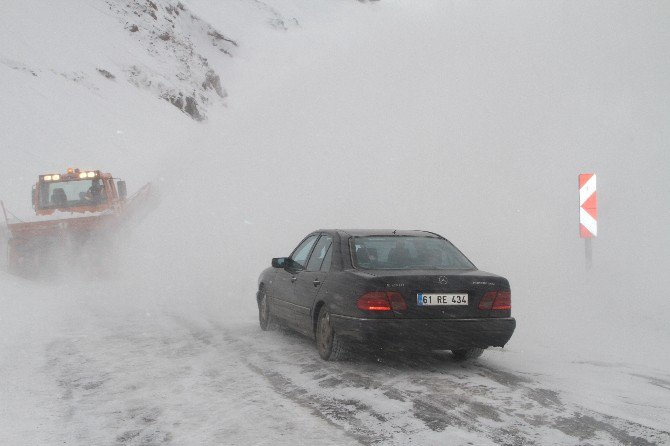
258 292 274 331
315 306 347 361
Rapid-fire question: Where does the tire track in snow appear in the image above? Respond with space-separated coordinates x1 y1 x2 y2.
45 336 175 445
170 317 371 445
42 315 360 446
200 321 670 446
41 312 669 446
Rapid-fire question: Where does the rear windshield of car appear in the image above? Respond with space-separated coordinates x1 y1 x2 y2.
350 236 475 270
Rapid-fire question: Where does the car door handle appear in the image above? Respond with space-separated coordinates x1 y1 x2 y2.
313 279 321 287
291 276 298 283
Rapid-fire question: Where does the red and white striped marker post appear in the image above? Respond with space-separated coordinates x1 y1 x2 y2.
579 173 597 269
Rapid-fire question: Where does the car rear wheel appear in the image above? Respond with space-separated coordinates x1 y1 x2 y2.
451 348 485 360
258 292 274 331
316 306 347 361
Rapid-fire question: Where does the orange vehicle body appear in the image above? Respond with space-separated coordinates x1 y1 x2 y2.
2 168 153 276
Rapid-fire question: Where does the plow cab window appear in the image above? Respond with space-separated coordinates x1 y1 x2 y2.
39 179 106 208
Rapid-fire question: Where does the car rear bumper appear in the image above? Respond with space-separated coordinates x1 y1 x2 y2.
330 315 516 350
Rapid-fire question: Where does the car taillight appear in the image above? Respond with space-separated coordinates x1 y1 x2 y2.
478 291 511 311
357 291 407 312
478 292 496 310
492 291 511 310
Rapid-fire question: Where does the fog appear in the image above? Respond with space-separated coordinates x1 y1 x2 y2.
118 0 670 366
2 0 669 443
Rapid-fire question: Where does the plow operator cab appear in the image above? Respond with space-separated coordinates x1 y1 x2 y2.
34 168 127 215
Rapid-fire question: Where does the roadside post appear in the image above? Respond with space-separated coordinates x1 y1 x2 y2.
578 173 597 270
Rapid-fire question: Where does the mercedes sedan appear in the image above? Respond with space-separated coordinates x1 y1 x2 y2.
256 230 516 361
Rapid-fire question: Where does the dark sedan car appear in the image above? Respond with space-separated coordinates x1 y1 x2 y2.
256 229 516 361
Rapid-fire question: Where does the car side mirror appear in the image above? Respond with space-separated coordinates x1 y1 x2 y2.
272 257 287 268
117 180 127 199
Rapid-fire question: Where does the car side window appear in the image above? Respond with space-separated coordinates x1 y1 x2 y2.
306 235 333 272
320 244 333 272
290 235 319 268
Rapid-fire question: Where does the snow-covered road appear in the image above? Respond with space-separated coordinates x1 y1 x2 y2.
3 278 668 445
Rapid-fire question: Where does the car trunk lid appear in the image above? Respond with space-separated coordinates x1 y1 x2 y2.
354 269 510 319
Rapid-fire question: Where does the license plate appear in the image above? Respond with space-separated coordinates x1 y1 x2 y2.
417 293 468 306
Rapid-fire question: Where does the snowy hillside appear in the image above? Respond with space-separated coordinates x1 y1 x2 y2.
2 1 670 445
2 0 234 121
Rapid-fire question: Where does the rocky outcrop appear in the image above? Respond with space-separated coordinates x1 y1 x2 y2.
103 0 237 121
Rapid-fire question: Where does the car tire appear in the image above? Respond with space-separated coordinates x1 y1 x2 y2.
316 306 347 361
258 292 274 331
451 348 485 360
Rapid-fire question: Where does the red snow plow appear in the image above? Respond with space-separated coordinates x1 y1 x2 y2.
2 168 155 277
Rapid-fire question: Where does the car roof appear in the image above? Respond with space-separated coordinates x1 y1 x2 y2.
318 229 442 238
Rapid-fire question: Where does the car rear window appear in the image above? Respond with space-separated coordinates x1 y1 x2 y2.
350 236 475 270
